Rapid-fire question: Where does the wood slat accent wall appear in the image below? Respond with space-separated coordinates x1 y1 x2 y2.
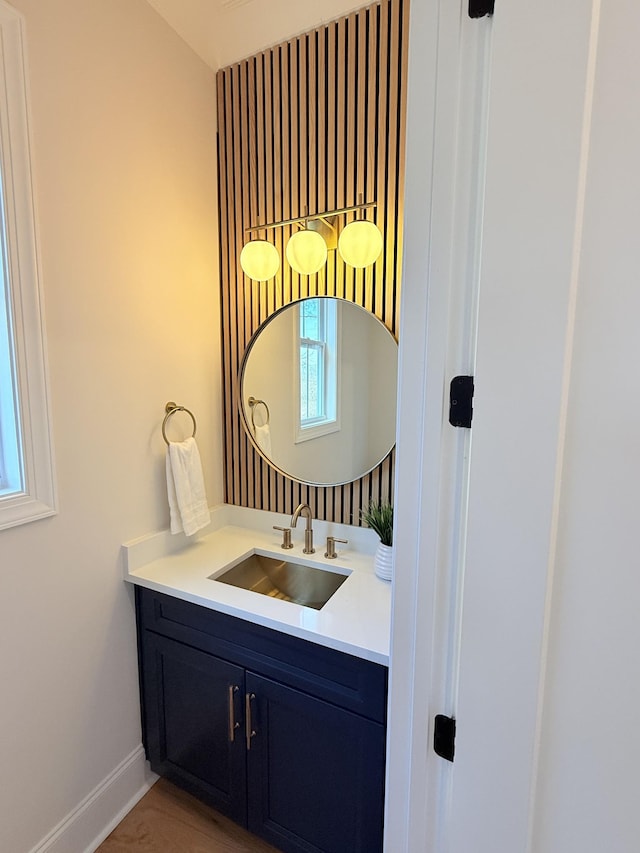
217 0 408 525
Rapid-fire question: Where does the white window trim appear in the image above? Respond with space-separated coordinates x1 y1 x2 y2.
293 298 341 444
0 2 56 530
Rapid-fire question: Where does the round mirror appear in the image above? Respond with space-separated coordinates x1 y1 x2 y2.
239 297 398 486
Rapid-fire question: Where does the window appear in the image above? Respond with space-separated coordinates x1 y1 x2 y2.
0 255 23 497
295 298 339 443
0 3 56 530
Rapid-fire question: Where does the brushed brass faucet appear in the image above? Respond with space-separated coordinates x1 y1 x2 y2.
324 535 348 559
290 503 315 554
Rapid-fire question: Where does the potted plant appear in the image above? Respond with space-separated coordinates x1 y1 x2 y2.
361 501 394 581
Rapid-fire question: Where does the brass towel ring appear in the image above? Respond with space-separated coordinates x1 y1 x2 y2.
248 396 270 433
162 401 197 446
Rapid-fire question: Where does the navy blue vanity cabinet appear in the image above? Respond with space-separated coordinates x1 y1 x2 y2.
246 672 386 852
135 586 387 853
139 630 247 824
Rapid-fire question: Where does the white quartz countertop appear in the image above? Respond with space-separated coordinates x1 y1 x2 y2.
122 505 391 665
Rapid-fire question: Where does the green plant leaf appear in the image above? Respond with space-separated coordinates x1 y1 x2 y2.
360 501 394 546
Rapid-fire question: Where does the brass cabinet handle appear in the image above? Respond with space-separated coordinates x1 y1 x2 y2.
245 692 256 750
228 685 240 742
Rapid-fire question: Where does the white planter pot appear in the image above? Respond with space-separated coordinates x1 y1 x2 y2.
374 541 393 581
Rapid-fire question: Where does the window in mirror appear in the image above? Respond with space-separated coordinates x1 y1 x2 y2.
296 298 339 443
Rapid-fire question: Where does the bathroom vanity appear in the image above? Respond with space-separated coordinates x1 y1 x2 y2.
124 507 390 853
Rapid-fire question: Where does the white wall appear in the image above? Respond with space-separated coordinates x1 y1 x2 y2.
533 1 640 850
0 1 222 850
145 0 373 69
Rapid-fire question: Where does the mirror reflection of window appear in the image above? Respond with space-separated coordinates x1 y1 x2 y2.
296 298 339 442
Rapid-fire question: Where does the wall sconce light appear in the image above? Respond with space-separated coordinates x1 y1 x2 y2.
286 227 328 275
239 239 280 282
241 199 380 281
338 219 383 269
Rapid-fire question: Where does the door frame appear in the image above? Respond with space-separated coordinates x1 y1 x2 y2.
387 1 600 851
385 1 493 848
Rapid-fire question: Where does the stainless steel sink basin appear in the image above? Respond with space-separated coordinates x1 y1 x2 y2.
209 553 348 610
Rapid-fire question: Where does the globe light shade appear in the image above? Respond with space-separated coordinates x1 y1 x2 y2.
285 229 328 275
240 240 280 281
338 220 383 268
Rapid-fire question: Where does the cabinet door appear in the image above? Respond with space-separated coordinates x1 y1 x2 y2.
141 631 247 825
246 672 385 853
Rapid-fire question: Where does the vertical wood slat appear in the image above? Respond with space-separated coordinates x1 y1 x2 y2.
298 36 308 300
224 69 240 506
335 16 347 306
239 61 252 509
217 0 407 524
385 0 401 333
290 39 299 228
262 50 278 515
345 11 358 308
270 48 282 513
395 0 410 331
355 9 368 311
352 8 369 524
316 28 327 301
304 32 314 271
280 46 292 308
376 0 390 330
231 65 246 509
216 72 233 506
248 58 261 504
326 22 337 301
365 5 379 317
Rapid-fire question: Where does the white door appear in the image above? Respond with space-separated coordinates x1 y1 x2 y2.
386 1 599 851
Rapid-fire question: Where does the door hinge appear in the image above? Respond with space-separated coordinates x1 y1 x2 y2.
469 0 495 17
449 376 474 428
434 714 456 762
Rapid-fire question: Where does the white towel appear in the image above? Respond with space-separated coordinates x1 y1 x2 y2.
254 423 272 456
166 437 210 536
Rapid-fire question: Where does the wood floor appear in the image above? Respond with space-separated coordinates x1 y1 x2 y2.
97 778 280 852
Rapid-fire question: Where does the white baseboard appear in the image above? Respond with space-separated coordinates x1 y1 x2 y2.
28 745 158 853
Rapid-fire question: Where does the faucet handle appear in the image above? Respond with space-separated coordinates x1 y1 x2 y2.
324 536 348 559
273 526 294 549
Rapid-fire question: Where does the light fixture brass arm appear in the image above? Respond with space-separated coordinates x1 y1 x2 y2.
244 200 376 236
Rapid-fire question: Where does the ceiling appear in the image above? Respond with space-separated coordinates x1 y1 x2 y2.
144 0 369 70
